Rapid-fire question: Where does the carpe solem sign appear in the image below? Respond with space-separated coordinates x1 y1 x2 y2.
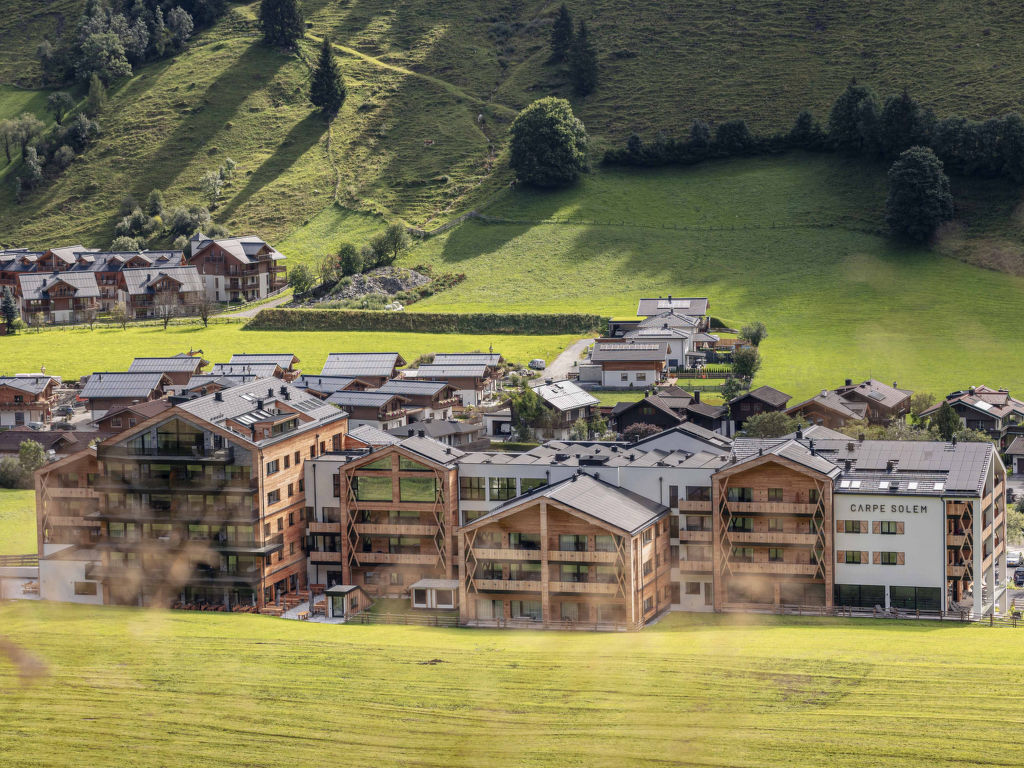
848 503 929 514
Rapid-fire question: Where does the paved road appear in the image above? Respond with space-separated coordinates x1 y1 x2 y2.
217 293 293 319
535 337 594 383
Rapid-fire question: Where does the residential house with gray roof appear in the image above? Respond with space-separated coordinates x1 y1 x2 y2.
187 234 287 302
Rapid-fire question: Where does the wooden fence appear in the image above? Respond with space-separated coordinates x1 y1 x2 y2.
350 612 460 627
0 554 38 567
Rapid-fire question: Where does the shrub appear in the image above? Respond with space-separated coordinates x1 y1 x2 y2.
247 309 606 335
509 97 588 187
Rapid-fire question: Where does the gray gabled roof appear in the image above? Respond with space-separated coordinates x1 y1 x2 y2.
190 235 285 265
397 434 465 465
0 375 60 395
532 379 599 411
467 473 667 535
375 379 450 397
129 357 205 374
415 363 489 379
325 391 406 409
209 363 282 378
19 271 100 300
80 372 167 400
730 438 842 477
347 424 401 447
387 420 484 440
636 297 709 317
733 385 792 408
1008 436 1024 456
590 342 668 362
432 353 502 367
321 353 404 378
835 379 913 409
228 354 299 369
294 375 364 394
637 310 701 329
121 266 204 295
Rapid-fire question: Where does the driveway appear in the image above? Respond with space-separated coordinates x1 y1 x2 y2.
217 292 293 319
536 337 594 382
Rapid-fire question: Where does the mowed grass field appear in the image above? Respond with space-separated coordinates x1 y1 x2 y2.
381 155 1024 401
0 489 35 555
0 324 577 380
0 602 1019 768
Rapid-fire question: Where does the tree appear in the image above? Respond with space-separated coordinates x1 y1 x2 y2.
714 120 754 154
739 321 767 347
82 307 98 330
0 457 24 489
259 0 305 48
315 253 337 286
0 119 14 163
200 169 224 206
509 97 588 188
194 292 217 328
110 235 141 251
287 263 315 294
930 400 962 441
13 113 44 157
60 113 100 153
166 6 195 49
18 147 45 193
154 289 178 329
1009 501 1024 545
741 411 802 438
880 88 931 159
337 242 362 276
569 417 589 440
146 188 164 217
509 386 546 440
689 120 711 151
549 4 574 63
85 73 107 116
375 224 409 266
76 31 133 82
909 392 937 423
828 80 879 152
309 35 345 116
789 108 825 149
720 377 747 403
731 346 762 381
623 422 661 441
1 287 17 333
47 92 75 125
18 440 47 475
109 302 129 330
52 145 76 170
567 20 597 96
885 146 953 242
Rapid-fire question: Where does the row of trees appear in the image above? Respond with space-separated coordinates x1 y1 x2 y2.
548 5 598 96
287 224 411 294
110 187 228 250
37 0 210 85
0 441 48 490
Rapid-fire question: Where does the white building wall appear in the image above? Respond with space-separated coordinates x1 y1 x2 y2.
39 559 103 604
601 368 658 388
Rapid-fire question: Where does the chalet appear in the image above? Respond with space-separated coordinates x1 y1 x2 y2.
18 272 100 324
321 353 406 388
432 352 503 374
457 473 672 628
729 385 792 430
187 234 287 302
612 388 727 435
387 420 489 451
69 251 183 310
78 372 171 418
119 266 204 320
584 342 668 389
229 354 301 380
90 400 173 434
0 250 42 293
607 309 702 340
635 296 710 330
0 375 61 427
412 363 497 407
374 379 459 421
919 386 1024 448
522 379 599 440
833 379 913 424
0 429 86 459
128 356 207 386
209 363 286 380
176 375 254 399
1005 437 1024 473
294 375 371 398
786 389 867 429
325 391 409 430
621 325 698 370
35 245 96 273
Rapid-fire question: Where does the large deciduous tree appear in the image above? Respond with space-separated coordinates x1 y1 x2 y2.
508 97 588 188
259 0 305 48
885 146 953 242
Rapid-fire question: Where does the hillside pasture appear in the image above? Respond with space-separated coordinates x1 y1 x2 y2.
0 602 1019 768
0 489 35 556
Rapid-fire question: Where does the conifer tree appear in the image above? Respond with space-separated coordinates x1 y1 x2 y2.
1 287 16 333
549 4 574 63
309 35 346 115
259 0 305 48
568 20 597 96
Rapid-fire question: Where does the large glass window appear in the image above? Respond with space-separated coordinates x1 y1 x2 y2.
459 476 485 501
890 586 941 611
731 546 753 562
767 488 783 502
559 534 587 552
559 564 589 582
879 551 900 565
728 517 753 532
361 456 392 471
726 487 753 503
353 476 392 502
510 600 542 620
399 477 438 502
880 521 899 534
489 477 516 501
509 533 540 550
595 535 616 552
686 486 711 501
844 520 862 533
844 550 864 564
399 456 429 471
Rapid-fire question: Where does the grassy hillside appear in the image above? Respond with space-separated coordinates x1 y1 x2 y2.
0 323 575 380
0 489 35 555
0 602 1019 768
0 0 83 87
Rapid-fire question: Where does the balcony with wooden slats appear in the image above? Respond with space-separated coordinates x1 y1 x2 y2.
727 531 818 546
728 561 819 576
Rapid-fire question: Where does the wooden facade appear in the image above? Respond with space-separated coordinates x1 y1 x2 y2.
712 456 833 611
458 497 672 629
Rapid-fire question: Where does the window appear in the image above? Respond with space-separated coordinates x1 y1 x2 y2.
111 418 122 428
287 483 294 498
289 542 295 555
74 581 98 596
353 476 392 502
685 582 701 595
808 488 820 504
362 456 392 471
636 372 646 382
595 535 616 552
520 477 545 494
509 533 540 550
283 455 290 469
768 518 783 531
686 486 711 501
288 512 294 526
298 478 304 493
731 546 753 562
559 534 587 552
400 477 437 502
642 529 653 544
267 490 280 505
643 597 654 612
510 600 542 621
390 572 403 585
294 451 300 465
332 474 341 498
767 488 783 502
399 456 430 471
668 485 679 507
642 560 653 576
728 517 753 532
620 373 629 382
844 550 863 564
266 459 279 475
276 517 283 532
844 520 862 533
310 445 316 458
263 523 270 536
726 487 753 503
769 547 783 562
489 477 516 501
879 551 899 565
880 521 899 534
460 476 485 501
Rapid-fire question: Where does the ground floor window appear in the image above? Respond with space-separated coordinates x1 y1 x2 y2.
73 581 97 596
685 581 701 595
331 595 345 617
598 603 625 623
435 589 455 609
890 586 941 612
510 600 541 621
412 588 428 607
780 582 825 605
834 583 885 608
476 598 503 620
704 583 713 606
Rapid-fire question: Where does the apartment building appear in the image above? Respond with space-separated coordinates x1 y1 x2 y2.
46 378 348 610
584 342 668 389
521 379 599 440
303 436 462 599
18 272 101 324
373 379 459 421
321 353 405 388
325 391 409 430
0 375 61 426
120 266 205 319
412 363 497 406
187 234 287 301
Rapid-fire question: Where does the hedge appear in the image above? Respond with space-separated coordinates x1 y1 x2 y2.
246 309 607 335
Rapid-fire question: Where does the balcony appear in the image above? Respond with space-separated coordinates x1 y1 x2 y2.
947 564 968 578
472 547 541 561
309 551 342 563
354 523 438 536
727 531 818 546
723 501 818 516
96 475 255 494
677 530 712 542
678 500 712 512
547 550 618 564
97 445 235 464
946 533 968 547
100 504 257 524
473 579 542 592
677 559 713 572
356 552 438 565
307 521 341 534
550 581 618 595
45 487 97 498
727 561 819 576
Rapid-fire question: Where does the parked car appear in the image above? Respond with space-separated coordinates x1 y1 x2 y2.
1008 551 1024 568
27 421 46 430
529 359 546 370
1015 568 1024 587
55 405 75 418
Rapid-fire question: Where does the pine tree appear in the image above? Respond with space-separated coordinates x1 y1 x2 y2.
309 35 346 116
85 73 107 117
931 401 962 441
1 287 16 332
259 0 305 48
549 4 574 63
567 20 597 96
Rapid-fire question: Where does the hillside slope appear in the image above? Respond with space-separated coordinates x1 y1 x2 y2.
3 0 1024 246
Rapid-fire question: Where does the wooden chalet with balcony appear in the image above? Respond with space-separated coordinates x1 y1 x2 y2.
729 385 792 431
326 391 410 431
0 375 61 427
119 266 205 320
458 473 672 629
373 379 459 421
187 234 287 302
321 353 406 389
18 272 100 324
78 372 172 418
128 356 208 386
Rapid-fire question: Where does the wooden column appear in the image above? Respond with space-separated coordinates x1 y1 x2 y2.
457 531 468 622
540 500 550 624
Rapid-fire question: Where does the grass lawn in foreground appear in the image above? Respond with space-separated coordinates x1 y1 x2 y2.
0 324 578 381
401 155 1024 401
0 489 35 555
0 601 1018 767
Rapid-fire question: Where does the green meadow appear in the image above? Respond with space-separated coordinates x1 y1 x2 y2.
0 489 35 555
0 601 1019 768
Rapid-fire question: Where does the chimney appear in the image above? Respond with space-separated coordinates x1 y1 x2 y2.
796 428 803 439
267 387 274 397
845 379 852 387
858 433 865 442
809 439 816 456
407 428 414 436
952 435 958 446
256 399 264 410
280 385 287 395
214 391 222 401
693 391 701 404
418 429 425 438
886 459 896 472
893 381 898 389
969 387 976 396
844 459 852 471
821 389 829 397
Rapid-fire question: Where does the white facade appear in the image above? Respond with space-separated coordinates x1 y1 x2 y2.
38 549 104 605
0 566 40 600
601 368 659 389
0 407 46 427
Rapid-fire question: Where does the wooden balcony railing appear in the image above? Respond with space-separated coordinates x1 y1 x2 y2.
676 530 712 542
726 531 818 546
728 561 819 576
472 547 540 561
678 500 712 512
307 522 341 534
354 523 437 536
946 564 967 578
550 581 618 595
723 501 819 515
946 533 968 547
472 579 542 592
309 551 342 563
546 550 618 563
356 552 437 565
677 559 713 572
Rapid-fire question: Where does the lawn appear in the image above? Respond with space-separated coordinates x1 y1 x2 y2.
396 155 1024 401
0 602 1019 768
0 323 578 380
0 489 35 556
